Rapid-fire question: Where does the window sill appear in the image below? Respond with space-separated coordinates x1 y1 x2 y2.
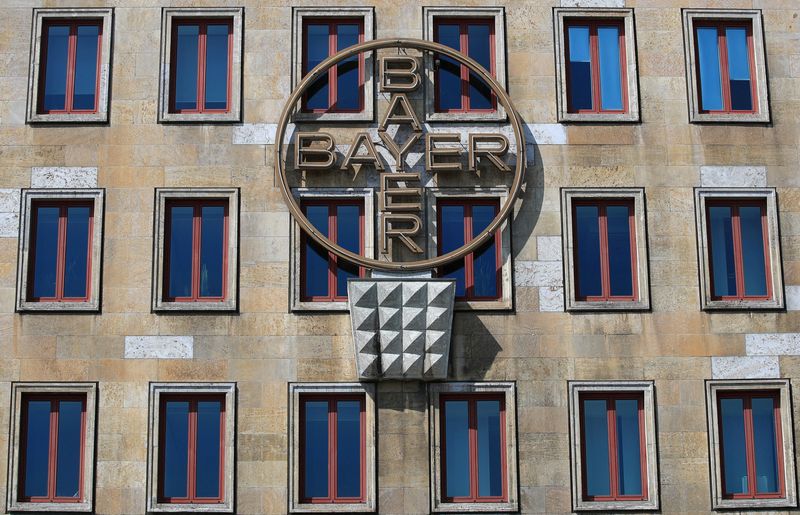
426 110 507 123
432 501 517 513
291 502 374 513
153 300 237 312
574 499 658 511
17 300 99 312
7 501 93 513
454 299 512 311
292 300 350 312
713 498 797 510
158 111 241 123
147 503 234 513
28 112 108 124
559 112 639 123
293 110 374 123
566 300 650 312
690 112 770 123
702 298 784 311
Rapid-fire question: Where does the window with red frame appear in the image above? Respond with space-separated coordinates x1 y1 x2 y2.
694 20 757 114
300 394 366 503
438 199 502 301
303 19 364 113
163 200 228 302
572 199 637 302
27 201 94 303
706 199 771 301
716 391 784 499
440 394 506 503
434 18 496 113
18 394 86 503
158 395 225 504
300 199 364 302
170 19 233 113
579 393 647 502
564 19 627 114
38 19 102 114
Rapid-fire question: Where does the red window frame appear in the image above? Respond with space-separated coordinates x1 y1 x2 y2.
705 199 772 301
37 19 103 115
433 17 497 113
693 20 758 114
169 18 234 114
716 390 785 500
157 394 226 505
298 394 367 504
27 200 94 303
571 199 638 302
17 394 87 504
301 18 365 113
299 198 365 302
563 18 628 114
162 199 229 303
578 392 648 502
440 393 508 504
436 198 503 301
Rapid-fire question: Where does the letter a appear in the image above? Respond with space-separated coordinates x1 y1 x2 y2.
378 93 422 132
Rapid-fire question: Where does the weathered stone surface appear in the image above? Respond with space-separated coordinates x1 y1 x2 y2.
745 333 800 356
31 167 98 188
711 356 780 379
515 260 563 287
787 286 800 311
539 287 564 312
123 336 194 359
560 0 623 7
536 235 562 261
699 165 767 188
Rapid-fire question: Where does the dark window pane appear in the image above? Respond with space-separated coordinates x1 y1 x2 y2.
336 400 361 498
195 400 222 498
583 398 611 497
739 206 767 297
174 25 199 111
575 205 602 298
162 401 189 498
167 206 194 298
303 401 329 498
31 206 60 298
597 26 623 111
336 205 360 297
606 205 633 297
199 205 225 298
204 24 230 110
443 400 470 498
55 400 83 498
63 206 90 298
72 25 99 110
708 206 737 297
726 27 753 111
615 399 642 496
440 205 466 298
751 397 779 493
43 25 70 111
436 24 462 111
305 24 330 110
720 397 748 494
697 27 723 111
472 205 498 298
23 400 51 498
567 25 592 111
467 23 493 110
476 400 502 497
304 205 329 298
336 24 360 111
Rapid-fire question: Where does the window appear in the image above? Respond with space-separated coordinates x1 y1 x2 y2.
27 8 113 123
706 380 797 509
429 382 518 513
16 189 104 312
152 189 239 311
554 8 639 122
694 189 784 310
7 383 97 513
289 383 376 513
158 8 243 122
561 188 650 311
682 10 769 122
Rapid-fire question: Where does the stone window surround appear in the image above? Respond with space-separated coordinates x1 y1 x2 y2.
146 382 236 513
568 380 659 512
16 188 105 312
681 9 770 123
560 187 651 311
425 187 512 311
26 8 114 124
422 7 508 122
705 379 797 510
151 188 239 312
288 382 377 513
553 7 640 123
290 188 375 312
6 382 98 513
157 7 244 123
291 7 375 122
694 188 784 310
428 381 519 513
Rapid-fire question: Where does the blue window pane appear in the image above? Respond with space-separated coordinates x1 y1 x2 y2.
304 205 329 298
55 400 83 498
174 25 199 111
204 24 230 110
163 401 189 498
739 206 767 297
199 206 225 298
615 399 642 496
752 397 779 494
336 400 361 498
606 205 633 297
32 206 60 298
697 27 723 111
575 206 602 298
598 26 623 111
726 27 753 111
444 400 470 498
467 23 493 110
195 401 221 498
472 205 498 298
436 24 462 111
583 399 611 497
43 25 69 111
567 26 592 111
336 205 360 298
336 24 360 111
708 206 737 297
477 400 502 497
720 398 748 494
168 206 194 298
303 401 329 498
305 24 329 110
23 400 51 498
63 206 90 298
72 25 99 110
440 205 466 298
